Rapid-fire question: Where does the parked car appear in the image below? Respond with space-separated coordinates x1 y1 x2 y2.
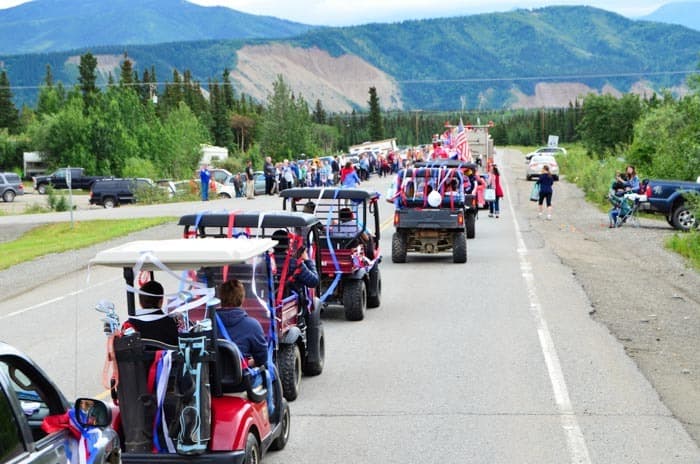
33 167 108 194
0 341 120 464
525 146 567 162
0 172 24 202
527 155 559 181
637 178 700 231
89 177 155 208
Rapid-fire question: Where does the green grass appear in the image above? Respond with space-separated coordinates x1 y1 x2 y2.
0 217 176 270
666 232 700 270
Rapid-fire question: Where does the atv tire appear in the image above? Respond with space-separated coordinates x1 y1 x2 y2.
278 343 302 401
343 279 367 321
391 231 407 263
367 266 381 308
453 231 467 263
465 211 476 239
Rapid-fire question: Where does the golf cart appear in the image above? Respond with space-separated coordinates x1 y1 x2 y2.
390 165 467 263
280 188 382 322
178 211 325 401
414 159 479 239
90 238 290 463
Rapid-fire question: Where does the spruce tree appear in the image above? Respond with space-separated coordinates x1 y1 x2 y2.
367 87 384 141
0 71 19 133
78 52 99 110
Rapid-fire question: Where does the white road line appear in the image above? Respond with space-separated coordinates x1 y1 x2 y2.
503 165 592 464
0 276 120 321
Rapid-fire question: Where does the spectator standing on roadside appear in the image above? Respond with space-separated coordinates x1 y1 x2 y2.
245 160 255 200
340 161 359 187
488 165 504 218
331 156 340 185
264 156 275 195
199 164 211 201
536 165 554 220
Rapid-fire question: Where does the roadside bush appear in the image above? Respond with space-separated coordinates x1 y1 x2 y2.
666 232 700 270
134 184 170 205
557 144 625 205
46 186 70 212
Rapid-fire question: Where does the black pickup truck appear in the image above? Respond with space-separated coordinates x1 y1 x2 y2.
33 167 107 194
639 179 700 231
0 341 120 463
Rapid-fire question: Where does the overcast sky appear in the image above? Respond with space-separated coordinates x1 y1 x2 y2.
0 0 666 25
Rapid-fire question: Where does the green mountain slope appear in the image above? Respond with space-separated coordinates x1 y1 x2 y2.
0 0 313 55
2 6 699 110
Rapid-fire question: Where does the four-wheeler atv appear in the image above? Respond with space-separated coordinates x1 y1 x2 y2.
415 160 480 239
280 188 382 322
90 237 290 464
178 211 325 401
390 166 468 263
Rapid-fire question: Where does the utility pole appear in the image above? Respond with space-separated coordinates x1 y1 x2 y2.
411 109 423 145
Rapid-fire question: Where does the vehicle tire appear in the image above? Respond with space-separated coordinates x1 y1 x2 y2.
453 231 467 263
269 402 291 451
2 190 15 202
37 184 47 195
278 343 302 401
672 204 697 231
465 211 476 239
343 279 366 321
391 231 407 263
218 192 231 199
243 432 260 464
367 266 381 308
302 325 324 376
103 197 116 209
526 175 532 181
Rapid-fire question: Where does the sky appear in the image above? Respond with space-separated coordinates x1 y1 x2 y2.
0 0 668 25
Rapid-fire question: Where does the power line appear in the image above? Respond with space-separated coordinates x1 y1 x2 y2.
2 69 696 91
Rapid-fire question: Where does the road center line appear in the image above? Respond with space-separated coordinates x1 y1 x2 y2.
503 163 592 464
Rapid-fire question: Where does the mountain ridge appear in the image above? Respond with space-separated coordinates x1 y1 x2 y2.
0 0 313 55
2 5 699 111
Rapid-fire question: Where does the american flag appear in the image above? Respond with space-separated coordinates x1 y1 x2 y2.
454 119 470 161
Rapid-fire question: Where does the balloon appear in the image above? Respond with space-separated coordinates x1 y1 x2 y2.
427 190 442 208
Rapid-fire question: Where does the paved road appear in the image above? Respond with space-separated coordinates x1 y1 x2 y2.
0 155 697 463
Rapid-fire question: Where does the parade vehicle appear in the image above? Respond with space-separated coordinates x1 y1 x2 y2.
389 166 467 263
178 211 325 400
0 341 120 464
280 188 382 322
89 238 290 464
415 160 479 239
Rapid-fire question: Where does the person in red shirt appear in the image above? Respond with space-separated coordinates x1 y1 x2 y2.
488 165 504 218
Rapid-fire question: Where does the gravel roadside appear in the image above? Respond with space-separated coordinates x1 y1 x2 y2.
501 148 700 446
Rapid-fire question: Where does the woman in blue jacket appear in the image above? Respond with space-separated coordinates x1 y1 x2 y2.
536 165 555 220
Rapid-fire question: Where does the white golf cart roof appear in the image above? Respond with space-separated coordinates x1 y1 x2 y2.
90 238 277 270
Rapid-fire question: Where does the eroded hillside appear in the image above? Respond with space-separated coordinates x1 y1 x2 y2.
230 44 403 113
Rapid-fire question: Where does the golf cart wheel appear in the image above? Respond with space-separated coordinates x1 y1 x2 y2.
367 266 381 308
244 432 260 464
465 212 476 239
279 343 302 401
391 231 407 263
269 402 291 451
302 326 324 376
453 231 467 263
343 279 367 321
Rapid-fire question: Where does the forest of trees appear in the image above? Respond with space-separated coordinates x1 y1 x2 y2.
0 53 699 182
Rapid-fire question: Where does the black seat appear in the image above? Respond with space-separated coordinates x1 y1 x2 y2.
216 339 243 393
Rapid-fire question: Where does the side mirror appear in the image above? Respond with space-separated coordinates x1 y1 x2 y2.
74 398 112 427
